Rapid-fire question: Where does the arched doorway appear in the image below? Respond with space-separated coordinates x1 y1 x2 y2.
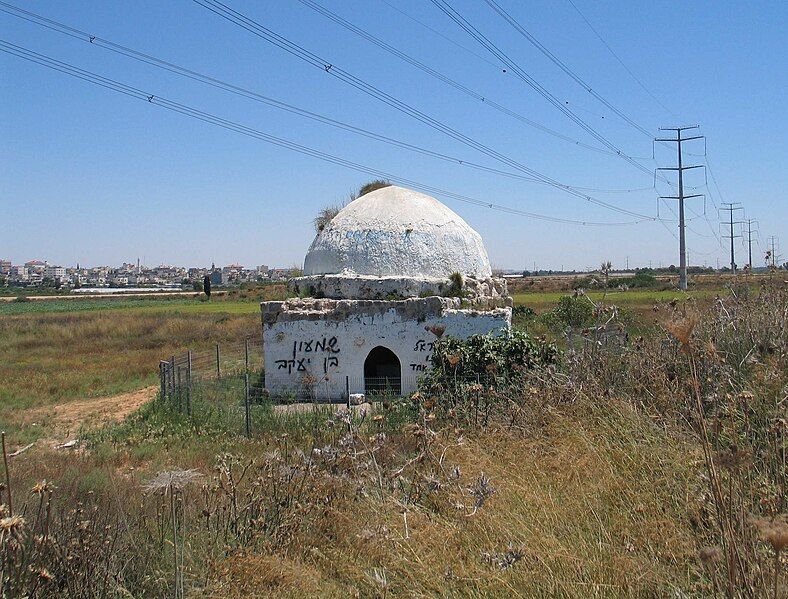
364 346 401 396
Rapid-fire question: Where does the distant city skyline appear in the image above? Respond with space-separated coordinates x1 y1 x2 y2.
2 254 756 275
2 0 785 270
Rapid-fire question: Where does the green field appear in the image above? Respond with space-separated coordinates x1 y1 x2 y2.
0 296 264 316
512 288 718 310
0 286 717 317
0 286 720 442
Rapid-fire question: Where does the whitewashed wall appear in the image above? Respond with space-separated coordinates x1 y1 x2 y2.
263 305 510 400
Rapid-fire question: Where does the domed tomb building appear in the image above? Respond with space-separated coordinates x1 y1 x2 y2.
261 185 511 399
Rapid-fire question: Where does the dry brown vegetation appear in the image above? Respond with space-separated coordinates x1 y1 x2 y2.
1 280 786 597
0 310 259 442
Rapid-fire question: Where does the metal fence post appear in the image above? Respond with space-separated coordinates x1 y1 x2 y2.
176 367 183 413
215 343 221 380
180 367 186 413
159 361 166 401
244 372 251 438
244 338 249 372
186 349 193 417
169 356 176 400
475 372 480 427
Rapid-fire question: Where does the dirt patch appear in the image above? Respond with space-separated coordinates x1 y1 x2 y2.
25 386 156 444
272 401 374 415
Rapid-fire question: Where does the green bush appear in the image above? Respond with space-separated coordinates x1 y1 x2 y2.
552 295 594 328
357 179 391 196
421 328 558 389
572 272 659 290
512 305 536 321
445 272 464 297
571 275 601 290
623 272 658 288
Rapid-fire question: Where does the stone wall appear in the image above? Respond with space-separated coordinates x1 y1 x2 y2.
262 297 511 400
288 274 510 307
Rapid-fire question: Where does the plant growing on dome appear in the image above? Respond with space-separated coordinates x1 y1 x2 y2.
313 203 344 233
356 179 391 197
312 180 392 233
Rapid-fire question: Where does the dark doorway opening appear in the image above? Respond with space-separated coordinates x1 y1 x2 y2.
364 346 401 396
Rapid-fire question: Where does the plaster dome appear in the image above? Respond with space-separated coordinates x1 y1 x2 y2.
303 186 492 279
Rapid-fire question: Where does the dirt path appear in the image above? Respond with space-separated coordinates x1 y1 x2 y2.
26 386 157 444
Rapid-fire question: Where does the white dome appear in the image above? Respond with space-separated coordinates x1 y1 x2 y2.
303 186 492 279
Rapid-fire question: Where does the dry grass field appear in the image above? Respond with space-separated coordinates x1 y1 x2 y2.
1 275 785 597
0 309 259 443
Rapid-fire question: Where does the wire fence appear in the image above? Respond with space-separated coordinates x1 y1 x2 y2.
158 338 259 431
158 336 428 437
157 323 631 438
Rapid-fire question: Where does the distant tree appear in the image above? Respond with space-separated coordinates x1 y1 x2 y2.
192 279 204 292
203 275 211 299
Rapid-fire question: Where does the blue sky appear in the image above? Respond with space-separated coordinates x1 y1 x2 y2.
1 0 786 270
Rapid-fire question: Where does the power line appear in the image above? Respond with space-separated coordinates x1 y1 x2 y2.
428 0 667 185
656 185 718 261
294 0 618 156
0 0 659 216
765 236 781 268
0 39 647 228
684 194 723 246
743 218 758 269
189 0 660 220
482 0 654 139
656 126 706 290
376 0 504 69
564 0 678 120
705 156 726 209
720 202 744 273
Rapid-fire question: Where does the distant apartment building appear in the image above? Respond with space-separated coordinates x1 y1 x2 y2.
188 268 207 281
24 260 46 283
2 258 285 287
45 265 66 282
268 268 297 281
11 265 28 282
221 264 244 285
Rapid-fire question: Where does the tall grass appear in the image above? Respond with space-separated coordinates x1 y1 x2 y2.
0 310 259 442
2 281 784 596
